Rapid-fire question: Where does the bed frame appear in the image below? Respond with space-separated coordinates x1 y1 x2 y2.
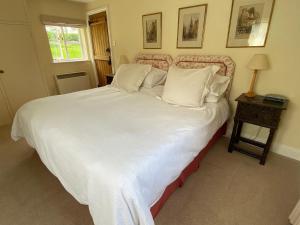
135 53 173 71
135 53 235 218
151 122 227 217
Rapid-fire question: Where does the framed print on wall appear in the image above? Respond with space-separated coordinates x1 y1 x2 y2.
177 4 207 48
142 12 162 49
226 0 275 48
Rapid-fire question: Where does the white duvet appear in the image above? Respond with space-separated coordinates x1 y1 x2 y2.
12 86 229 225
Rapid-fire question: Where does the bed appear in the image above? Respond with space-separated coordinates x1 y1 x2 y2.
11 53 235 225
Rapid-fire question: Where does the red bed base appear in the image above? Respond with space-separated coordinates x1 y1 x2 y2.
150 122 227 218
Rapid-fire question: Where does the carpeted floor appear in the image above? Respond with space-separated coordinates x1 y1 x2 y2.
0 125 299 225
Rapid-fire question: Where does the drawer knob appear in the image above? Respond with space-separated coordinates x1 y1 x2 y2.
0 70 4 74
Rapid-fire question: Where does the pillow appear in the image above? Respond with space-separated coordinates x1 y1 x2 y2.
162 65 220 107
112 64 151 92
206 74 231 103
142 67 167 88
139 85 164 97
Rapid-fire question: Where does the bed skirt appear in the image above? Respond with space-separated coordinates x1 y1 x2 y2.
290 199 300 225
150 122 227 217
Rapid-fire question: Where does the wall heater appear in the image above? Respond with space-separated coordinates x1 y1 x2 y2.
55 72 91 94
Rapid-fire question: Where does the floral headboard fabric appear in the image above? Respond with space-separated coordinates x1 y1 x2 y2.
174 55 235 98
135 53 173 71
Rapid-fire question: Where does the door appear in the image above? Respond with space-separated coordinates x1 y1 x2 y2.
89 12 112 86
0 24 47 125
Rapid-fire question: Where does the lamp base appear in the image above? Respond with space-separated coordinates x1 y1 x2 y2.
245 91 256 98
246 69 258 98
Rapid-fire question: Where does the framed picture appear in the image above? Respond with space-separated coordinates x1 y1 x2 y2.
226 0 275 48
177 4 207 48
142 12 162 49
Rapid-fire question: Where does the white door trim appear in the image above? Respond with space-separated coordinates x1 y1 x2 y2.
86 5 115 87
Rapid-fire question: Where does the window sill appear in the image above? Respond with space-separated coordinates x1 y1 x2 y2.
52 59 90 64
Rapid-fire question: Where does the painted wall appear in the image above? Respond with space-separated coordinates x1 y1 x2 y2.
0 0 49 126
26 0 97 95
86 0 300 156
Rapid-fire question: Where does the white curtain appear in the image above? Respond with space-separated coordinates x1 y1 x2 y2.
290 199 300 225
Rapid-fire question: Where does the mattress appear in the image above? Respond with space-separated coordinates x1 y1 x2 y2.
11 86 229 225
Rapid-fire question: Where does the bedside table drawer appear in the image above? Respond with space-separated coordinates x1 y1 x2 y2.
237 103 281 128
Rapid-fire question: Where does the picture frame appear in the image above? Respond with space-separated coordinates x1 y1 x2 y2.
177 4 207 49
142 12 162 49
226 0 275 48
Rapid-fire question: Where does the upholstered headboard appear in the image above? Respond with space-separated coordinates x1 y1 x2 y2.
135 53 173 71
174 55 235 98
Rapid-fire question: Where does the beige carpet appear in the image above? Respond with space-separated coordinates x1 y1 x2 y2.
0 125 299 225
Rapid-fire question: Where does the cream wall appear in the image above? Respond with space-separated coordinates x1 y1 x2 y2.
86 0 300 156
0 0 49 126
26 0 97 95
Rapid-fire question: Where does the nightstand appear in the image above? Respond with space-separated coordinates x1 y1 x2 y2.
106 74 114 84
228 94 288 165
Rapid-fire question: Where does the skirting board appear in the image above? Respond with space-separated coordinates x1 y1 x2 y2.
225 127 300 162
271 144 300 162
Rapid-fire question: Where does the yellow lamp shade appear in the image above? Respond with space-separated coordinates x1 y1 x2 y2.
247 54 270 70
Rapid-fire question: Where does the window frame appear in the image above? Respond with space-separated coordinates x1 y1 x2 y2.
45 25 88 63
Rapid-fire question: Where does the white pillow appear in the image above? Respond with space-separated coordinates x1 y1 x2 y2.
142 67 167 88
162 65 220 107
139 85 164 97
112 64 151 92
206 74 231 103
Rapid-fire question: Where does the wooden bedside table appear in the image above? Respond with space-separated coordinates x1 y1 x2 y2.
106 74 114 85
228 94 288 165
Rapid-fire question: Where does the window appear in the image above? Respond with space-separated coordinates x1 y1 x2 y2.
45 25 87 62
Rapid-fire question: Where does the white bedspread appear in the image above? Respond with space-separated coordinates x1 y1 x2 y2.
11 86 229 225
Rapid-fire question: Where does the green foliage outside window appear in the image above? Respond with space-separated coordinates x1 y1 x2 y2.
46 25 85 61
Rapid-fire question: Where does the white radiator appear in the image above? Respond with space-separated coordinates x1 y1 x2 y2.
55 72 91 94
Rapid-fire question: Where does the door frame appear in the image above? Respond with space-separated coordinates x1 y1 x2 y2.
86 6 115 87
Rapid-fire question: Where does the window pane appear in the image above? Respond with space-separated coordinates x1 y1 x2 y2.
46 26 64 60
63 27 83 59
50 42 63 59
46 25 85 62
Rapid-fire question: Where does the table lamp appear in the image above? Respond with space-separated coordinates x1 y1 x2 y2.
246 54 269 97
